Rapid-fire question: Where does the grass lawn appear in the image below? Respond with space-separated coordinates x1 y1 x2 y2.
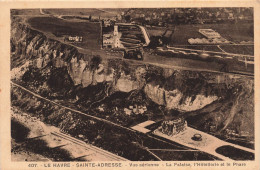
27 16 101 49
171 23 253 45
219 45 254 55
168 23 253 55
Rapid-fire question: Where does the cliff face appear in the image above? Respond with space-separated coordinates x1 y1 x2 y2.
144 84 218 111
11 20 254 143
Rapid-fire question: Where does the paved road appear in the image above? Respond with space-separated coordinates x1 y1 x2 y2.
217 45 226 53
143 52 253 76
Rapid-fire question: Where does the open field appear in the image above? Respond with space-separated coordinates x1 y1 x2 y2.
219 45 254 55
42 8 124 19
147 23 253 55
11 9 43 16
27 16 101 49
171 23 253 45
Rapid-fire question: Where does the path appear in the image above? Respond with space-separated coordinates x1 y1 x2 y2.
153 127 254 161
11 109 127 161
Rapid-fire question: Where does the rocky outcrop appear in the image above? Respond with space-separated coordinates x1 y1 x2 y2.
145 84 218 111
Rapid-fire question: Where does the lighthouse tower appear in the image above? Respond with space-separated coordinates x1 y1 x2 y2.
114 25 118 36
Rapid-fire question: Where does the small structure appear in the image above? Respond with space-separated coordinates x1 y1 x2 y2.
199 29 221 39
103 34 114 48
161 117 187 136
102 32 124 49
103 23 150 49
66 36 83 42
188 29 230 45
188 37 230 44
192 133 202 141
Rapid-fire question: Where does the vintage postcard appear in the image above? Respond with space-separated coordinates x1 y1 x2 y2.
0 1 259 170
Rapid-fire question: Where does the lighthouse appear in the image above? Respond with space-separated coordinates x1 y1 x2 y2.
114 25 118 36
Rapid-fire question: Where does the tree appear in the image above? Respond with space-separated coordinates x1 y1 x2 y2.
124 15 131 22
90 55 102 71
